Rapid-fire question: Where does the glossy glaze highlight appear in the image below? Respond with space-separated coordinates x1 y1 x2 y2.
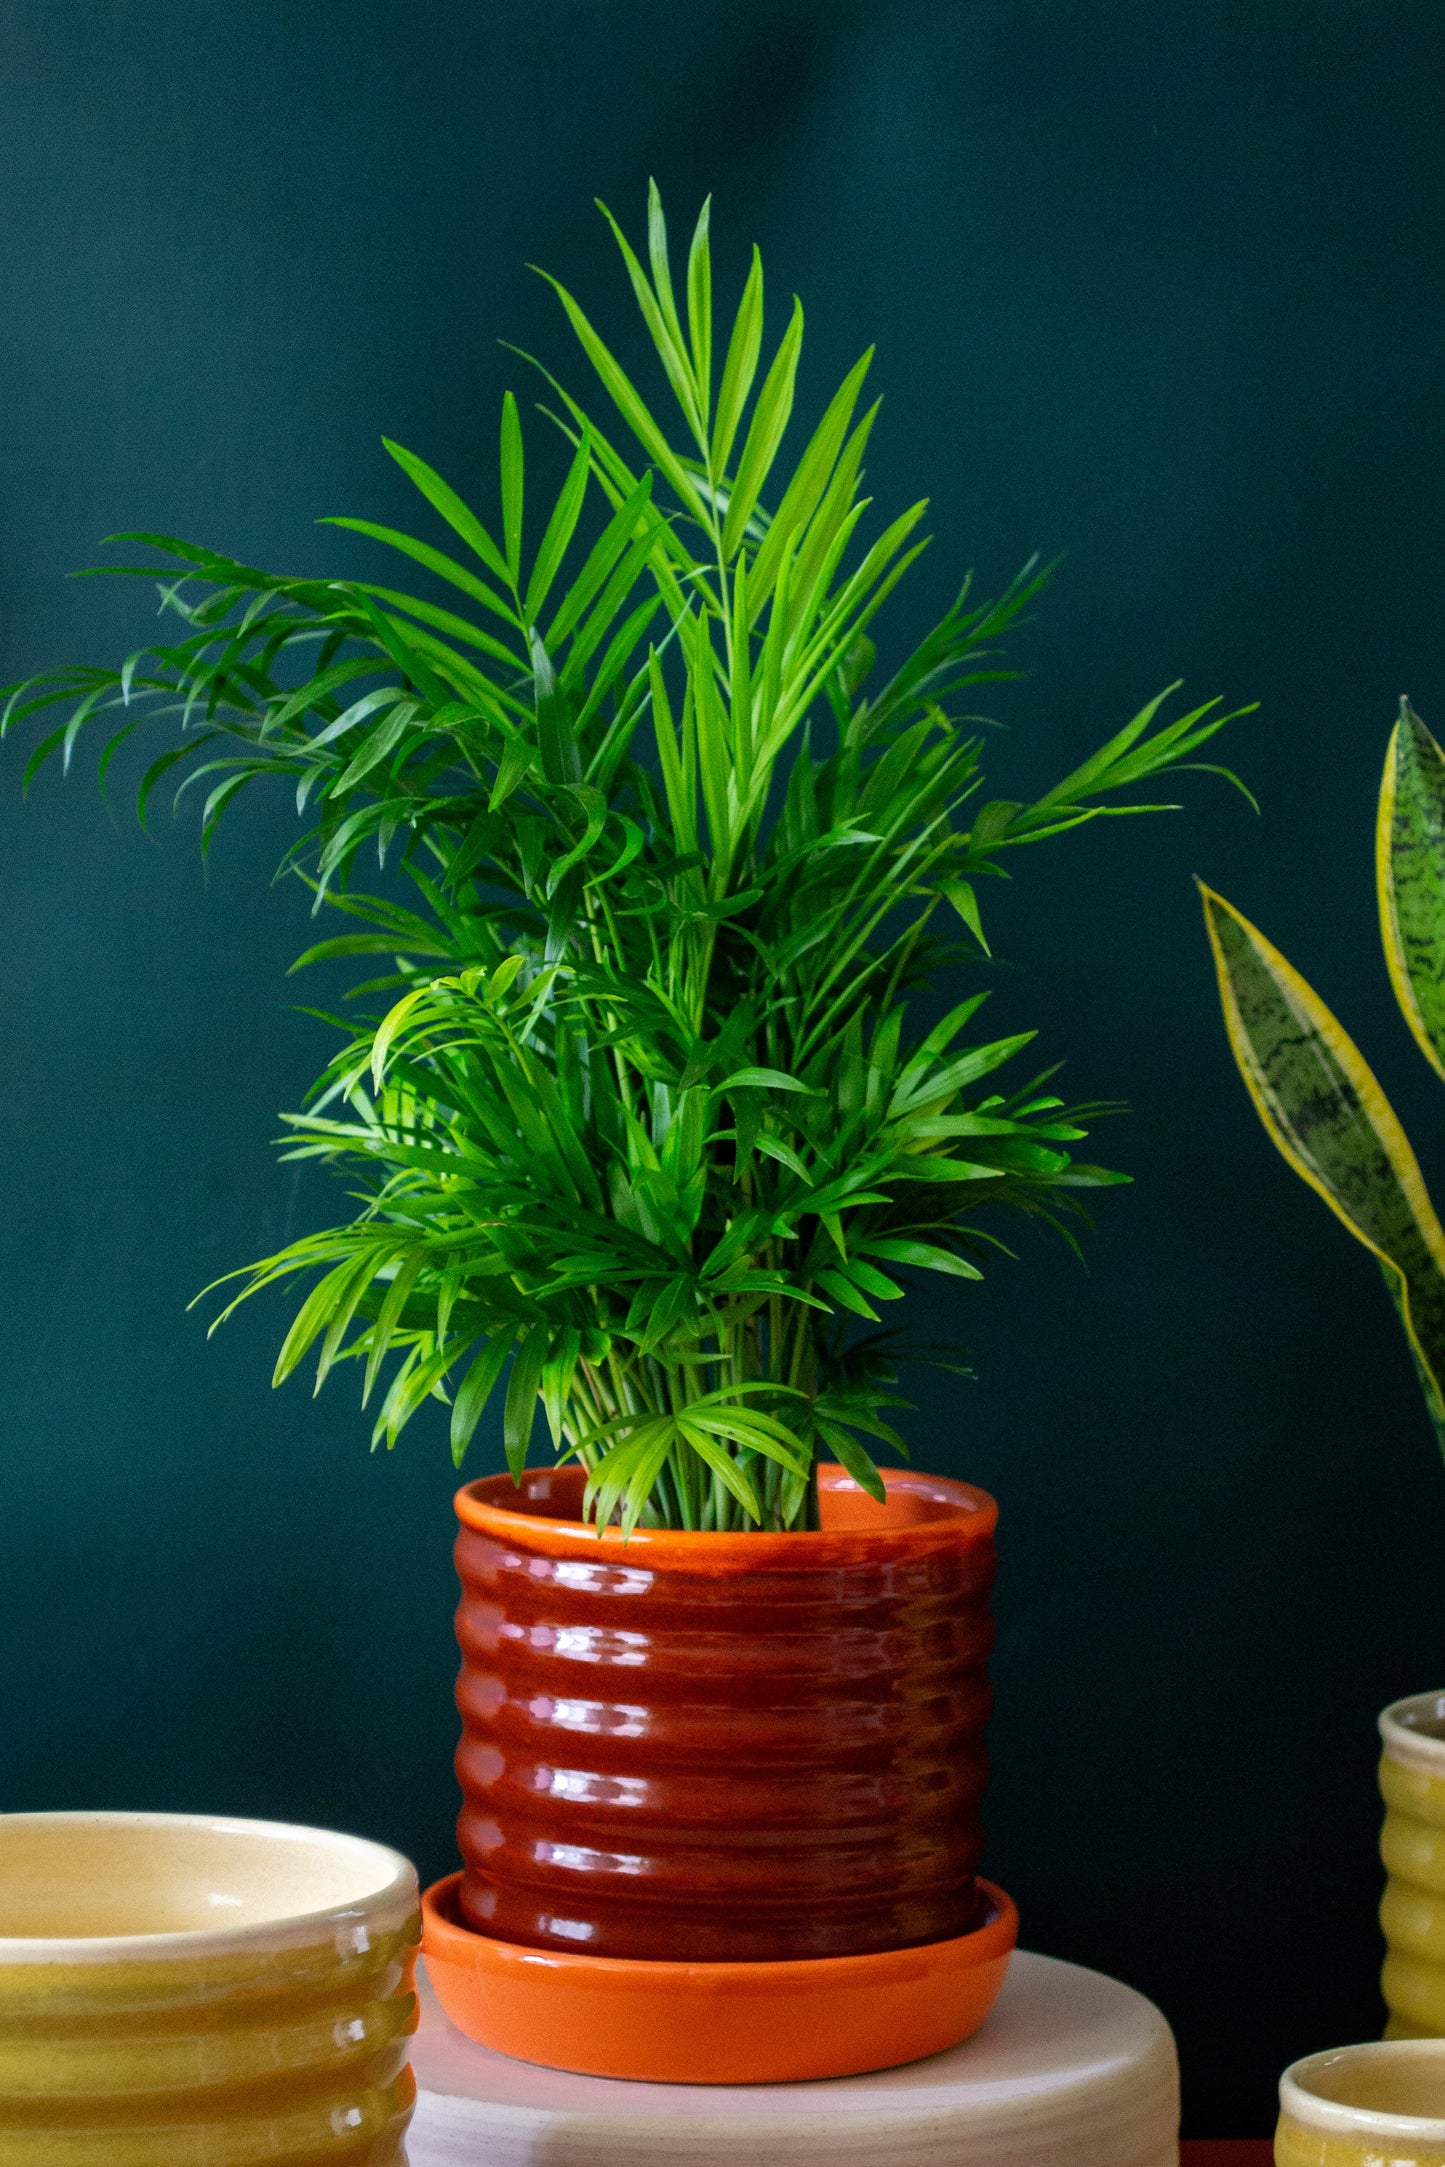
0 1812 419 2167
453 1462 998 1962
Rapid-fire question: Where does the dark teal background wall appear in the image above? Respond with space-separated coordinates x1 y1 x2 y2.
2 0 1443 2133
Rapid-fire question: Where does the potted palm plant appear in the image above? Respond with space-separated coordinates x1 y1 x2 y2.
1202 700 1445 2043
6 188 1246 2080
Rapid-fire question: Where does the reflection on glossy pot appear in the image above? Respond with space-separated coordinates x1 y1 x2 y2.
453 1462 998 1962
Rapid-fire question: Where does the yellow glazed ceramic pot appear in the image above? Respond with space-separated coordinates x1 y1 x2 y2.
0 1810 419 2166
1380 1692 1445 2037
1276 2039 1445 2165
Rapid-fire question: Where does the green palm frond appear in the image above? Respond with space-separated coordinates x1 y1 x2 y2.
4 187 1251 1528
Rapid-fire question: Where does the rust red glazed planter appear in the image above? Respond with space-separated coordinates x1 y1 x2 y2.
449 1461 998 1966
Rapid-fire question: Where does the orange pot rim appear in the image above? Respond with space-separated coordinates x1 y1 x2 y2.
454 1461 998 1565
421 1870 1018 1988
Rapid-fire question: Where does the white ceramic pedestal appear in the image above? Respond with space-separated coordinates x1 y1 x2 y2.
406 1949 1179 2167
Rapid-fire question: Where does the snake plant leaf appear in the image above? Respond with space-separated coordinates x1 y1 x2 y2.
1378 697 1445 1084
1201 880 1445 1443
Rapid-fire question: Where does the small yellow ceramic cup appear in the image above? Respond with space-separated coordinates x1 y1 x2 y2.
1276 2039 1445 2165
1380 1691 1445 2037
0 1810 420 2166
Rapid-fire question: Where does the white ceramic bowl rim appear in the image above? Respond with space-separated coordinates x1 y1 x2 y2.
0 1810 418 1964
1380 1691 1445 1774
1282 2042 1445 2141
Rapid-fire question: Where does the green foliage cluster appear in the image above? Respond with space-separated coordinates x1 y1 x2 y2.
1203 700 1445 1460
5 190 1247 1531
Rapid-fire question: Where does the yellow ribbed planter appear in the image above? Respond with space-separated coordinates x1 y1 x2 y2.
1380 1694 1445 2039
1277 2039 1445 2166
0 1812 419 2166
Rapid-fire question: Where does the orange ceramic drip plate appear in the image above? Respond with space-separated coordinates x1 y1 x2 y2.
421 1871 1017 2084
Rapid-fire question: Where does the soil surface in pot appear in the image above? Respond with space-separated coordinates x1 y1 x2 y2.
452 1463 997 1963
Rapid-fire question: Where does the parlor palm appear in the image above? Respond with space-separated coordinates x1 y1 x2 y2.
4 188 1249 1530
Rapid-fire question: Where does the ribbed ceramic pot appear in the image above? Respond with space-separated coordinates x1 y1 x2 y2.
1278 2039 1445 2167
452 1461 998 1963
1380 1693 1445 2036
0 1811 420 2167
